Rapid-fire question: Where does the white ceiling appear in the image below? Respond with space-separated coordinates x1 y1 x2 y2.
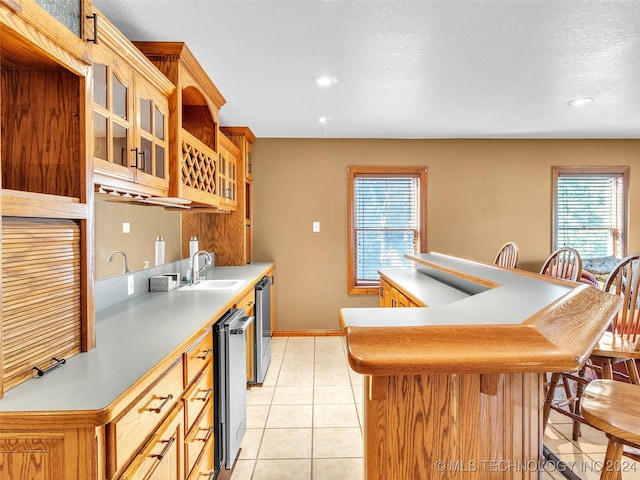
93 0 640 139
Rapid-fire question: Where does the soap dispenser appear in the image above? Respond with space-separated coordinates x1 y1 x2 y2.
189 236 199 273
155 236 165 266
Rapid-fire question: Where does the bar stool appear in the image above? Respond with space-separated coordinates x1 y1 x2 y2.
493 241 519 268
581 379 640 480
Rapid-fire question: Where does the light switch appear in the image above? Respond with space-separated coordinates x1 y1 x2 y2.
312 221 320 233
122 222 131 234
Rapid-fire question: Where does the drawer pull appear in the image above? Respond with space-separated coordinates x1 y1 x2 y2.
153 436 175 460
199 387 213 402
33 357 66 377
202 426 214 443
150 394 173 414
197 348 213 360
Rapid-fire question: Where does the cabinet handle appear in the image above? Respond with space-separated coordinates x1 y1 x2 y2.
152 436 175 460
198 348 213 360
33 357 66 377
379 286 384 298
131 148 139 169
391 299 397 308
131 148 145 170
149 394 173 414
86 13 99 44
199 388 213 402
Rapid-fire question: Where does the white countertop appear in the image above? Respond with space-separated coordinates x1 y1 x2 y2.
342 253 572 328
0 263 273 413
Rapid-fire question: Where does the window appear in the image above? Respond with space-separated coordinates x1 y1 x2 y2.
552 166 629 259
348 166 427 295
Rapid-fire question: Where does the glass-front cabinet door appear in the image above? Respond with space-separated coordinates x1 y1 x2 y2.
217 147 237 209
134 81 169 192
92 61 135 183
34 0 82 37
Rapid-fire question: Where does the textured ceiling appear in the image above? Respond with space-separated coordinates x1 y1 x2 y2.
93 0 640 139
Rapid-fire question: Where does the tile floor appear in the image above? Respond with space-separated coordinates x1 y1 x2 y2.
230 336 637 480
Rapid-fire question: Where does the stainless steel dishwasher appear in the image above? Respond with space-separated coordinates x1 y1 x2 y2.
252 276 272 384
213 308 254 476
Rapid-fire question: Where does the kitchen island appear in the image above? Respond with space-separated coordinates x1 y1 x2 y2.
340 253 620 480
0 262 274 480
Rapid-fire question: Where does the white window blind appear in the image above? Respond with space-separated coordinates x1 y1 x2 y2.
354 175 419 285
556 174 624 258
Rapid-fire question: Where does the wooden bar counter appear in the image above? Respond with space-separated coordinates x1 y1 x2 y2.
340 253 622 480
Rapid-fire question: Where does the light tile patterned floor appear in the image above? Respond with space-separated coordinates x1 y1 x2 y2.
230 336 637 480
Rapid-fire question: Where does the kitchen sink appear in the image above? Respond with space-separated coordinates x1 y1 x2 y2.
178 279 246 291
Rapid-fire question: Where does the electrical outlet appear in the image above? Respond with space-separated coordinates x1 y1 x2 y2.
122 222 130 233
313 221 320 233
127 275 134 295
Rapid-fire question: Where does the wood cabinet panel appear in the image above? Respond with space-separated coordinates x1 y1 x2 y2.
1 68 82 199
0 432 65 480
107 358 183 479
379 277 420 308
1 217 81 393
363 372 542 480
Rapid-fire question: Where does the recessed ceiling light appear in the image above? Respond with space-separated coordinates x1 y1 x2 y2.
312 75 338 87
567 97 593 106
316 116 331 124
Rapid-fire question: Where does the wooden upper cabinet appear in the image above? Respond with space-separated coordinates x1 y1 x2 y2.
133 42 228 209
218 134 239 211
0 0 95 396
213 127 256 265
91 11 174 199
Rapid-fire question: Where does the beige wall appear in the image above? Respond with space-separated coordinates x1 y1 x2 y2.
95 200 182 279
251 139 640 332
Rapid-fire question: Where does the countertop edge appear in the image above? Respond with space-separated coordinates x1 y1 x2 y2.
0 262 275 423
342 257 621 376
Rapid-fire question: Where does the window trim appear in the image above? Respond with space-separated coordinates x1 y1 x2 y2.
552 165 629 258
347 166 427 295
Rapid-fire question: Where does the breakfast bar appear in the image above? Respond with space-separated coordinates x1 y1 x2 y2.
340 253 622 480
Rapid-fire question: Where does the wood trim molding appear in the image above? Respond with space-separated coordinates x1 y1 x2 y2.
273 330 342 337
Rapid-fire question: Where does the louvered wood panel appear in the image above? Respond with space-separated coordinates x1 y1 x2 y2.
2 217 82 393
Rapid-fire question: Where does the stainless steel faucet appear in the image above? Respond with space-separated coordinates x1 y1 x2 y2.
107 250 129 274
190 250 213 285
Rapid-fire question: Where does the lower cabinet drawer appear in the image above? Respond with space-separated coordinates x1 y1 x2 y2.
185 331 213 387
185 399 214 477
120 404 184 480
187 433 215 480
107 358 184 478
184 364 213 433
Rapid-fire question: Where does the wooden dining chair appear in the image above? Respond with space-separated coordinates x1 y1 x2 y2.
581 379 640 480
544 252 640 441
541 247 584 438
539 246 582 281
590 252 640 384
493 241 519 268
